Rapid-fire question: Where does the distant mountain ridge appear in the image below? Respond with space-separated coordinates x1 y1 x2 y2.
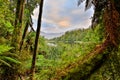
40 31 65 39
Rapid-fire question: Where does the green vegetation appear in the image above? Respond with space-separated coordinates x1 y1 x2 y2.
0 0 120 80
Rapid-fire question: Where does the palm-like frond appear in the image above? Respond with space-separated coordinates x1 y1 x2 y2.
0 53 21 67
0 45 13 54
78 0 93 10
3 56 21 64
0 52 19 58
78 0 107 28
78 0 85 6
85 0 93 10
0 55 21 67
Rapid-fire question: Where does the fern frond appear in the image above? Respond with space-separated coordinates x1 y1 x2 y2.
0 45 13 54
2 56 21 65
0 59 11 67
0 52 19 58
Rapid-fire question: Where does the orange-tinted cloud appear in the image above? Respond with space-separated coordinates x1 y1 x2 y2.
58 20 70 27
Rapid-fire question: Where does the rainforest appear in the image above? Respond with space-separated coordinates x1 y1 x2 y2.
0 0 120 80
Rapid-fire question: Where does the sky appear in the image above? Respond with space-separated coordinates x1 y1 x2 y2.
32 0 94 34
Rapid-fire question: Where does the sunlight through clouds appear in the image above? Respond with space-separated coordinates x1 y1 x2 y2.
32 0 94 38
58 20 70 27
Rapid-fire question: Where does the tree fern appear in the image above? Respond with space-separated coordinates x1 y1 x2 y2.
0 45 21 67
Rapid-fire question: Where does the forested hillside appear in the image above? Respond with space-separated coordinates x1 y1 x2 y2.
52 24 104 43
0 0 120 80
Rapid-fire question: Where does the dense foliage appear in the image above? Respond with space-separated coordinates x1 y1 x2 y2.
0 0 120 80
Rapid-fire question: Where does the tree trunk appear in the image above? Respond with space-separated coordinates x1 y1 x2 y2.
51 0 120 80
19 10 34 51
12 0 25 51
30 0 44 80
19 20 29 51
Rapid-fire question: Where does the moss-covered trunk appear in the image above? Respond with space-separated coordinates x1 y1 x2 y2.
12 0 25 51
51 0 120 80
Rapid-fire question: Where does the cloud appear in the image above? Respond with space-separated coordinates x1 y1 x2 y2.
32 6 39 20
43 0 67 21
32 0 94 33
71 9 83 15
58 20 70 27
